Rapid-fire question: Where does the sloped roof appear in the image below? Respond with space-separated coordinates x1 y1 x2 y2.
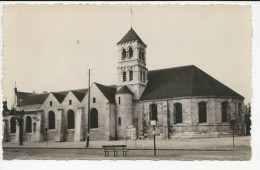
54 90 70 96
117 86 133 94
95 82 117 104
117 27 146 46
140 65 244 101
52 93 66 103
20 93 49 106
108 85 117 89
17 88 88 106
16 91 33 100
73 88 88 94
72 91 86 102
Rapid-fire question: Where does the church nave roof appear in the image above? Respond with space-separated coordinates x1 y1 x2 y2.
140 65 244 101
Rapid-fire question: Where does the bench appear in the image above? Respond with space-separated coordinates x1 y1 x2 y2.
102 145 128 157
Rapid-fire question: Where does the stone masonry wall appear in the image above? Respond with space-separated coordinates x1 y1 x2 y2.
87 83 112 141
116 93 133 139
40 93 63 142
60 91 82 141
134 97 244 139
109 104 116 140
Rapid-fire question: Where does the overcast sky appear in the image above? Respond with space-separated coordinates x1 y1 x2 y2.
2 4 251 107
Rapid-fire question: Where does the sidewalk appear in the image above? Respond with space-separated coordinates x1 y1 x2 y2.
2 136 251 151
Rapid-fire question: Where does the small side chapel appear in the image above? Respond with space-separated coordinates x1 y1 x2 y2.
2 27 245 143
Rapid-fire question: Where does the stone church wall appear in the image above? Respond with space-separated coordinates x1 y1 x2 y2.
40 94 63 142
60 92 82 142
48 129 55 141
135 97 244 139
109 104 116 140
116 93 133 139
87 83 114 141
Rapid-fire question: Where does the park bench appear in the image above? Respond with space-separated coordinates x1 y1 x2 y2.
102 145 128 157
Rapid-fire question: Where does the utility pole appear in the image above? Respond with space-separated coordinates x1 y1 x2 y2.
86 69 91 147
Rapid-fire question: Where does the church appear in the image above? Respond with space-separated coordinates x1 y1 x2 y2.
2 27 245 142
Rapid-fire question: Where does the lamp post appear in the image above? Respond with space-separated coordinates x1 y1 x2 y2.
230 118 235 148
86 69 91 147
150 120 157 156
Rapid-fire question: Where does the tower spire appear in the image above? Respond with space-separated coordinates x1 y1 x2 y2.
130 5 133 28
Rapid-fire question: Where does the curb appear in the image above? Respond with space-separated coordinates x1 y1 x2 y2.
2 147 234 151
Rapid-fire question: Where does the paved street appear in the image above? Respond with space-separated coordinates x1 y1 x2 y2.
3 148 251 160
2 136 251 160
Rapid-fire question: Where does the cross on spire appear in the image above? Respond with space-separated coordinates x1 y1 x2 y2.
130 5 133 28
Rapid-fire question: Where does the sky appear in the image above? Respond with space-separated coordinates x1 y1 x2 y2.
2 4 252 107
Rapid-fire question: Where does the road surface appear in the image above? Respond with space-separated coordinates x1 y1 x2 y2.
3 147 251 160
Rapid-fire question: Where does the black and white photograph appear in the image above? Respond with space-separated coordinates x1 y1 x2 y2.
1 2 259 166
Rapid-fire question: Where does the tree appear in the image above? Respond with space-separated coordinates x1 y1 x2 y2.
244 103 251 136
10 108 25 145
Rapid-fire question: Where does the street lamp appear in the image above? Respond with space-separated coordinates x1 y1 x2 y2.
230 118 236 148
150 120 157 156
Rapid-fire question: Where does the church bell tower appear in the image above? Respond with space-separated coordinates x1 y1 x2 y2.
116 27 148 100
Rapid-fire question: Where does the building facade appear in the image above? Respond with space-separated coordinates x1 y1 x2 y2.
2 28 245 142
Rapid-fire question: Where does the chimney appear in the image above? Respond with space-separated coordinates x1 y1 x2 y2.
3 101 9 111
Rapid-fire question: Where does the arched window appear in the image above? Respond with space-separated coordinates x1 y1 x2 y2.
238 102 242 116
67 110 75 129
140 71 143 82
93 97 96 103
123 71 127 82
25 116 32 133
90 108 98 128
129 47 133 59
221 101 228 123
10 117 16 133
150 104 158 121
122 49 126 60
174 103 182 124
198 102 207 123
139 49 142 60
69 100 72 105
48 111 55 129
141 51 144 61
143 51 146 62
129 70 133 81
143 71 146 83
118 117 121 126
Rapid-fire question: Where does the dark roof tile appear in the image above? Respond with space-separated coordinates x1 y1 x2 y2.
16 91 33 100
20 93 49 106
52 93 66 103
117 86 133 94
117 27 146 46
73 88 88 94
72 91 86 102
95 83 117 104
140 65 244 100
